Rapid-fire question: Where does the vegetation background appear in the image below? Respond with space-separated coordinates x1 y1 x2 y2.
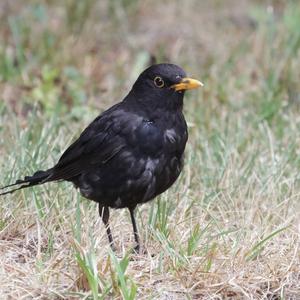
0 0 299 299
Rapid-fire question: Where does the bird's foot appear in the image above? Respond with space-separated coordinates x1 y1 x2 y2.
131 244 147 256
133 244 140 254
109 243 117 252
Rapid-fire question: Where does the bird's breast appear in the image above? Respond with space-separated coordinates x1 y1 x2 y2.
134 117 187 156
134 120 163 154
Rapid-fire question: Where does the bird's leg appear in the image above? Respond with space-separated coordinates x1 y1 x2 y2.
129 206 140 253
99 205 115 251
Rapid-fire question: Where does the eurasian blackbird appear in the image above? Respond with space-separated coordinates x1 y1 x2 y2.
1 63 203 252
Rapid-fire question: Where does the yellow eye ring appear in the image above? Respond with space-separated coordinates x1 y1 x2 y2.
154 76 164 88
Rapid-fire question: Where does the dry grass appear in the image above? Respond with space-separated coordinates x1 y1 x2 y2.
0 0 300 299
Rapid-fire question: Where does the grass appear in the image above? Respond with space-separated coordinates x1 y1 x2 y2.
0 0 300 299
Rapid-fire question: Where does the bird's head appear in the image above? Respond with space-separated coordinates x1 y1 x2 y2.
129 63 203 111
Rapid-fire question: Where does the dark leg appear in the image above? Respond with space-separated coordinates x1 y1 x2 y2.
99 205 115 250
129 207 140 253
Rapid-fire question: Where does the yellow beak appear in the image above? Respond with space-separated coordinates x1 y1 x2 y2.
171 77 204 91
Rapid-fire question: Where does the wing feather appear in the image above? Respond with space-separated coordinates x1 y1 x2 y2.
48 104 140 181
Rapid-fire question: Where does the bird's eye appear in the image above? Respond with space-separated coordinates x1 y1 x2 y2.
154 76 164 88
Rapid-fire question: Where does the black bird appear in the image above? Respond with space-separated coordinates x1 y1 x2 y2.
0 63 203 252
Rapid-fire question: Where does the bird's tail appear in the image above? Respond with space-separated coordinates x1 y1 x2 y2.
0 169 53 196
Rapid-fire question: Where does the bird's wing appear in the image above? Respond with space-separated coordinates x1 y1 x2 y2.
49 104 141 181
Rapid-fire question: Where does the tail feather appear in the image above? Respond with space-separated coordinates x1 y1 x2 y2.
0 169 52 196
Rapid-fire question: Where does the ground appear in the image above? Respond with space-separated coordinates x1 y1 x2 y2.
0 0 299 299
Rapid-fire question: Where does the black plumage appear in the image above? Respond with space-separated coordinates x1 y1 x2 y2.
0 63 203 252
